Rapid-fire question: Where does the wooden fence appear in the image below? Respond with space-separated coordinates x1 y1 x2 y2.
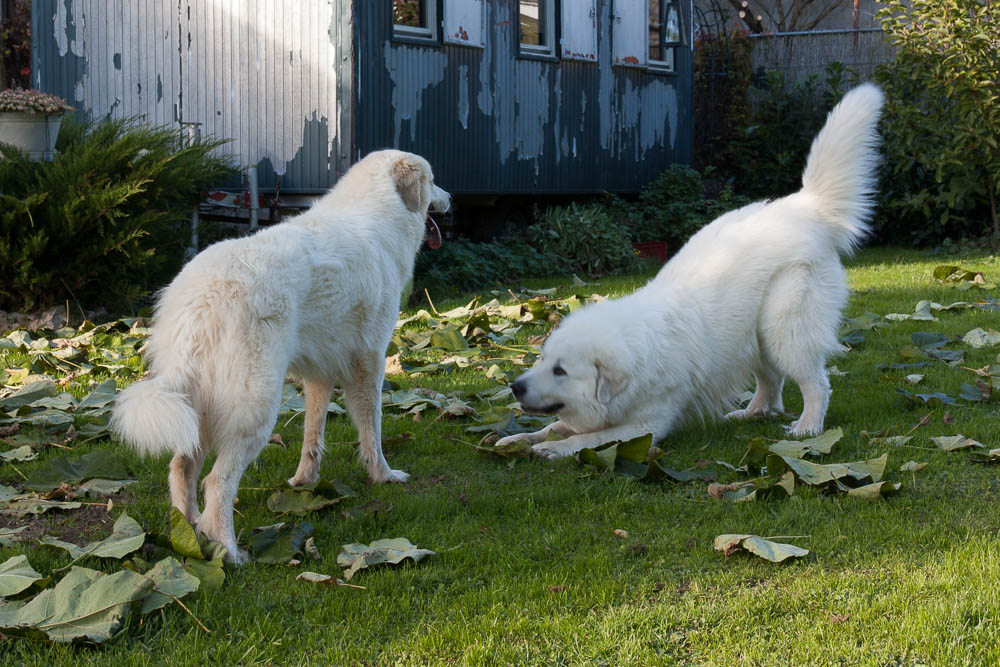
748 28 894 84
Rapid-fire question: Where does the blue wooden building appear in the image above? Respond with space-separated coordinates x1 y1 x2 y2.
32 0 693 200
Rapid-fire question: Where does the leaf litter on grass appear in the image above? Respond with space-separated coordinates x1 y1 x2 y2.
337 538 435 581
713 534 809 562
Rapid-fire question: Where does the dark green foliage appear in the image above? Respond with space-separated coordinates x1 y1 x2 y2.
875 0 1000 245
414 237 557 293
722 64 856 200
693 28 753 172
0 114 237 312
623 164 752 247
415 164 752 294
526 202 640 276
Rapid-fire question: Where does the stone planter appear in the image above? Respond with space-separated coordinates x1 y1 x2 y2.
0 111 64 161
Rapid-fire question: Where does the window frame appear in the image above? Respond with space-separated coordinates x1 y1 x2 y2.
647 0 682 73
392 0 440 44
518 0 559 60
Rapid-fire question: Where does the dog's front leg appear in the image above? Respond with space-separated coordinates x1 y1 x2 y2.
531 425 654 460
343 353 409 483
494 420 574 449
288 378 334 487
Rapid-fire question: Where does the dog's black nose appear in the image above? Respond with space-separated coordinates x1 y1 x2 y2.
511 379 526 400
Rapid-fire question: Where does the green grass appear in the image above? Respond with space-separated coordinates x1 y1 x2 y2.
4 247 1000 665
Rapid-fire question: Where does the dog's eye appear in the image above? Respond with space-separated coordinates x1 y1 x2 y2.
553 365 567 377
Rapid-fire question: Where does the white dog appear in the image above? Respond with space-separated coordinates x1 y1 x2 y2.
499 83 885 460
111 150 450 563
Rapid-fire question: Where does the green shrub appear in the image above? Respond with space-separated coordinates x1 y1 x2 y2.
693 28 753 172
0 115 237 312
526 202 640 276
875 0 1000 245
414 237 558 293
415 164 755 294
723 65 856 200
617 165 753 248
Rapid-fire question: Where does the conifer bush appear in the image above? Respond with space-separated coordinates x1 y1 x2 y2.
0 115 236 312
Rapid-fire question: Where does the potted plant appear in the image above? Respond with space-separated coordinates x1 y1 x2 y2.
0 88 73 161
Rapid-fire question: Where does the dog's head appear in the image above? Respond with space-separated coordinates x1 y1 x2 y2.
510 315 629 434
390 152 450 248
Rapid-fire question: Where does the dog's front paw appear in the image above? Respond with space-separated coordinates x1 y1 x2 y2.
287 472 318 488
495 433 531 449
786 419 823 437
226 547 251 566
370 468 410 484
531 442 572 460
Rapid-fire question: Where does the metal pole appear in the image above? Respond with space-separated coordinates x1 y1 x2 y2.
184 122 202 259
248 165 260 232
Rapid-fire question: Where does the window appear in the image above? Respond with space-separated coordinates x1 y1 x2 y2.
648 0 682 69
443 0 485 47
520 0 556 56
561 0 597 62
394 0 437 40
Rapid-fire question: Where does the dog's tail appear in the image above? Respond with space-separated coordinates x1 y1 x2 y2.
800 82 885 254
110 374 200 459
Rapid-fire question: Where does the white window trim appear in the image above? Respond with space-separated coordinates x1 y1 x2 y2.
647 0 677 73
393 1 438 41
520 0 557 57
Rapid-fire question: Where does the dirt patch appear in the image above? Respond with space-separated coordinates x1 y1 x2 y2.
0 489 134 543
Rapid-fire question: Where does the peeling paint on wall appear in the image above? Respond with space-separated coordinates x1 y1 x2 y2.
47 0 339 178
640 80 677 151
514 61 549 161
457 64 470 129
552 68 562 164
52 0 84 57
386 42 447 145
597 0 615 151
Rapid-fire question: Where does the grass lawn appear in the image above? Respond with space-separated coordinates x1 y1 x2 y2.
3 246 1000 665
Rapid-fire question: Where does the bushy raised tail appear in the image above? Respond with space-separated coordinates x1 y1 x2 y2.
110 376 200 458
800 82 885 254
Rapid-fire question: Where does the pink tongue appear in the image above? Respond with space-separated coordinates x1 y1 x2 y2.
426 216 442 249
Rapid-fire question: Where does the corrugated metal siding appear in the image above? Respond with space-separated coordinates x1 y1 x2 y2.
31 0 351 193
356 0 694 195
32 0 692 196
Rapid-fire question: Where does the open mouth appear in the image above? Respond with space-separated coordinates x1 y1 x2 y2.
520 402 565 416
425 216 442 249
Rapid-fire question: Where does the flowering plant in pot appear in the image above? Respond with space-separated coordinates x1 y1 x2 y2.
0 88 73 161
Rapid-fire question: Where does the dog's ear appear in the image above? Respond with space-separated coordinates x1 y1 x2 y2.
595 361 627 405
392 155 428 213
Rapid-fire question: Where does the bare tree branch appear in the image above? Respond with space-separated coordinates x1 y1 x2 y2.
724 0 766 33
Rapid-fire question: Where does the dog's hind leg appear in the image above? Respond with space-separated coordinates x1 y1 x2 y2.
726 359 785 420
288 378 334 487
786 367 830 436
760 262 844 436
199 378 283 565
343 352 408 484
198 423 272 565
169 449 206 524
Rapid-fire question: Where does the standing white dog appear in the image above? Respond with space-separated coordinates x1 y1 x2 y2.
111 150 450 563
499 83 884 459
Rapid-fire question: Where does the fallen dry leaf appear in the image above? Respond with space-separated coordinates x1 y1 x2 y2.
707 482 743 499
384 354 404 375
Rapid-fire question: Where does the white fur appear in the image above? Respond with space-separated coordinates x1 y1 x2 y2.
499 83 885 460
111 149 450 563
